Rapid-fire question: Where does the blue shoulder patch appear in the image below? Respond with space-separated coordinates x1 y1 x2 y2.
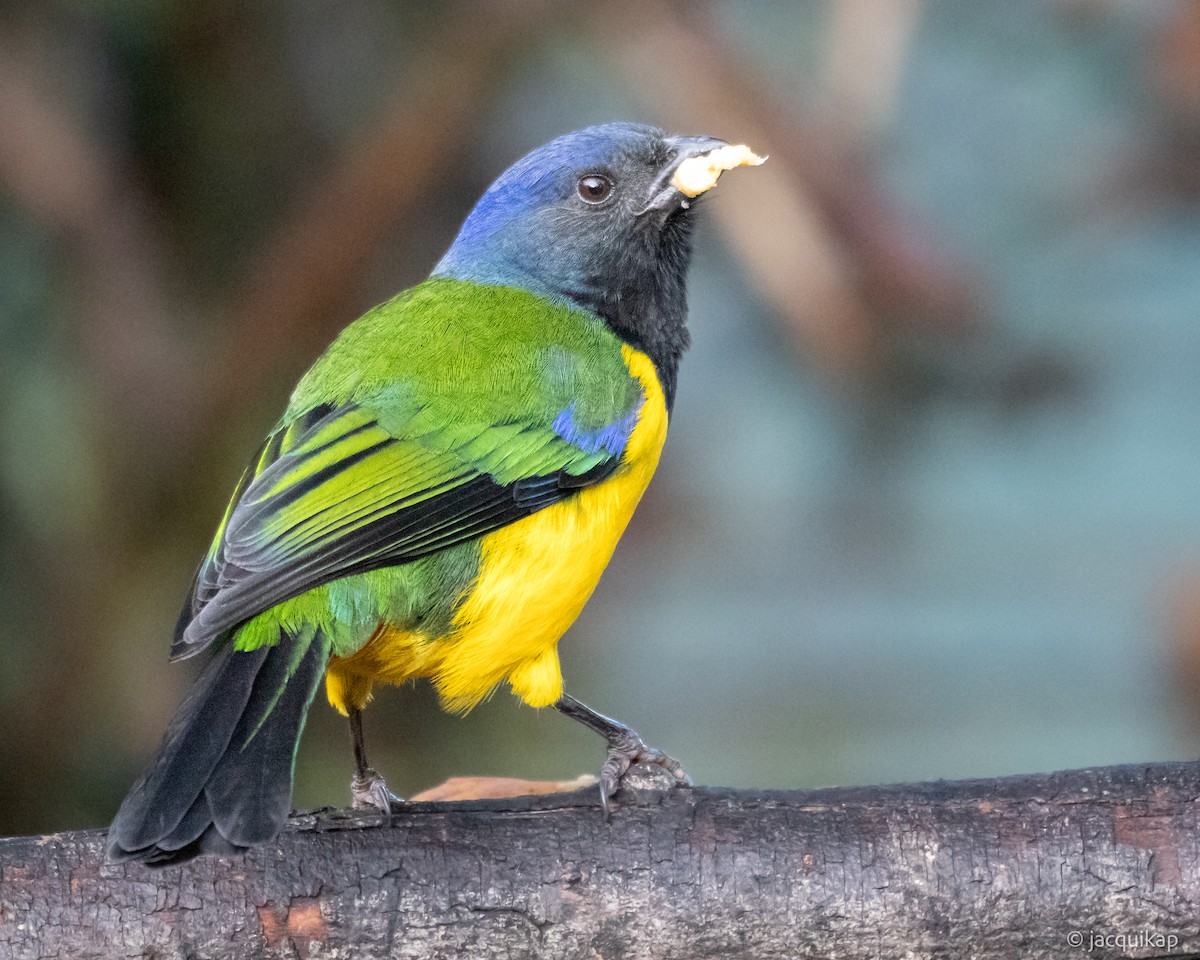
553 401 641 456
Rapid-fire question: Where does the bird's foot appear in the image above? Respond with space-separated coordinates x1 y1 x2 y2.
598 727 691 819
351 768 404 814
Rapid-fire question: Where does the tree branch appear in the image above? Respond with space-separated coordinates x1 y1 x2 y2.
3 760 1199 958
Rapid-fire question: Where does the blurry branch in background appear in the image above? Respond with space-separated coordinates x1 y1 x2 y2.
191 0 565 443
0 0 564 467
822 0 924 149
0 44 181 449
1163 565 1200 740
0 42 188 823
606 0 979 383
1145 0 1200 198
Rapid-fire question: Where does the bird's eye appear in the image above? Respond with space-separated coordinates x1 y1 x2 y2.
577 174 613 205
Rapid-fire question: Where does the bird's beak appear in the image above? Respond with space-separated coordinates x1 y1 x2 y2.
663 134 732 164
641 135 765 216
641 136 729 216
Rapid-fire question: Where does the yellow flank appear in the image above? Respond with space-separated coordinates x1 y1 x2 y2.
324 345 669 715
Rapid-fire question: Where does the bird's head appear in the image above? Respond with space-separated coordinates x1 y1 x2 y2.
433 122 762 406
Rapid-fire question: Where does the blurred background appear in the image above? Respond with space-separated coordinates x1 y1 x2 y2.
4 0 1200 837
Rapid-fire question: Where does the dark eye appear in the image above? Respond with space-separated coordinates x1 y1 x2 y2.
577 174 613 205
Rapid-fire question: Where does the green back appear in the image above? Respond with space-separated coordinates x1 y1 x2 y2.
171 279 645 661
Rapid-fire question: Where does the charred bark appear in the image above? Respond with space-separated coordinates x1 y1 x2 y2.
2 761 1199 959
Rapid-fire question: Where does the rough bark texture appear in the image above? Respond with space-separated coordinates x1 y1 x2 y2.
3 761 1200 959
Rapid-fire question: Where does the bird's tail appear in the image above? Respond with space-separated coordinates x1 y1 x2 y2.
107 624 329 866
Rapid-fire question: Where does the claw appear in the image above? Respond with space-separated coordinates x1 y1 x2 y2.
554 694 689 817
597 728 690 819
351 768 404 815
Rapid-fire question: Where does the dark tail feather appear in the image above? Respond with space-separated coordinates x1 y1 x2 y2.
107 625 329 866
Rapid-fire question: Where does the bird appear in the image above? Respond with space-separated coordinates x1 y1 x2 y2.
107 122 763 865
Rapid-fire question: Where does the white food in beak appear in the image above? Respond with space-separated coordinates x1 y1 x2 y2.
670 144 766 198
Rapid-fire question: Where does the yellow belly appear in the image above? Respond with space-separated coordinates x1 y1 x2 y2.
324 345 668 715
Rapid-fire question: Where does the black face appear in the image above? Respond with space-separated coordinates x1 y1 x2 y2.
556 142 701 410
434 123 729 410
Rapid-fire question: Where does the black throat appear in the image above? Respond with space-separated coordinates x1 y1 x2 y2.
582 215 695 413
595 284 689 414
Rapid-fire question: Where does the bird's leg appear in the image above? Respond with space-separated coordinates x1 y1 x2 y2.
554 693 690 818
348 707 403 814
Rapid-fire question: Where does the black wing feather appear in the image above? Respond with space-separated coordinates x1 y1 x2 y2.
108 627 329 866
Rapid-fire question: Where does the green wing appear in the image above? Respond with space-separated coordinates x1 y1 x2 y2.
170 398 622 661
